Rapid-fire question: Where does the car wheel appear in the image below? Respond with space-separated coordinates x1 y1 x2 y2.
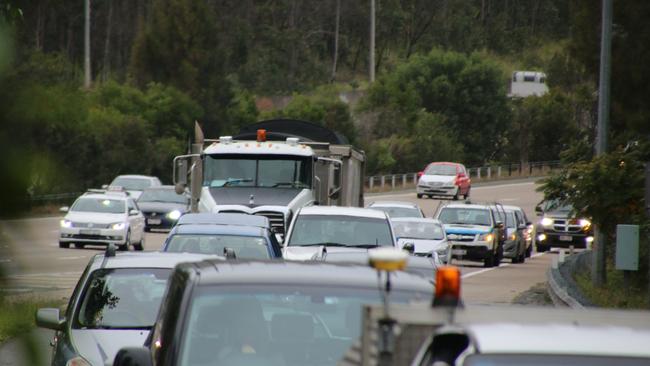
144 227 150 233
428 195 434 199
417 194 423 199
483 252 495 267
134 234 144 251
74 243 85 249
59 241 70 249
119 231 130 251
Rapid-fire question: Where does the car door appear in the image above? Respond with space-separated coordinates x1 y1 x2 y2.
127 198 145 240
456 165 470 194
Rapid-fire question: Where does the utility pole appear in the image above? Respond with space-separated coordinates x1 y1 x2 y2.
369 0 376 83
84 0 92 89
592 0 612 287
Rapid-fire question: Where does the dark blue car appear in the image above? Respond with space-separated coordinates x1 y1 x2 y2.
161 213 282 259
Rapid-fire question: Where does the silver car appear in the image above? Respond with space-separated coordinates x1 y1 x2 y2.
367 201 425 218
36 249 217 366
391 217 449 264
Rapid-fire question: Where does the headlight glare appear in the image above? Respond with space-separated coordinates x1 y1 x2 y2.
541 218 553 226
111 222 126 230
579 219 591 228
167 210 182 220
60 220 72 228
478 233 494 242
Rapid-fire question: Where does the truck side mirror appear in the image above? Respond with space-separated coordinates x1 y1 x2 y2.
114 347 153 366
173 157 189 193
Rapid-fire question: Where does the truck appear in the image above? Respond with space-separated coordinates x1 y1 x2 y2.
172 118 365 239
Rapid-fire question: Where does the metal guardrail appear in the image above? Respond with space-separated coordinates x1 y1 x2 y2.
365 160 561 191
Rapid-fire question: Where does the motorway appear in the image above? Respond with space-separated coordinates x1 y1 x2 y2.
1 178 549 305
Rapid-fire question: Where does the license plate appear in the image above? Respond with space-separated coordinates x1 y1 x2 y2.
80 229 100 235
147 219 162 225
452 249 467 256
559 235 572 242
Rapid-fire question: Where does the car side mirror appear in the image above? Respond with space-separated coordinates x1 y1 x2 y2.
224 247 237 260
403 242 415 254
102 184 108 189
417 171 424 178
113 347 153 366
535 205 543 216
328 186 341 200
129 209 139 216
36 308 65 331
59 206 69 213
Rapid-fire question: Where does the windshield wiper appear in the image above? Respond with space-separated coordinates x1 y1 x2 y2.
354 244 382 249
223 178 253 187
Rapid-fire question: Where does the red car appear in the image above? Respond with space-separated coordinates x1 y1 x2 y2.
416 162 471 200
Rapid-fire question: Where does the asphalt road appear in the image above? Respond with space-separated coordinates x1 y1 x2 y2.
1 178 549 304
0 178 554 365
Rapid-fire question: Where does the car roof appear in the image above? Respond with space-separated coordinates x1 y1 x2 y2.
173 224 266 237
89 252 221 270
187 260 433 293
142 185 176 190
501 205 523 212
177 213 269 228
113 174 157 180
468 322 650 357
368 201 419 209
79 193 128 201
426 162 464 167
298 206 388 219
440 203 490 210
390 217 442 225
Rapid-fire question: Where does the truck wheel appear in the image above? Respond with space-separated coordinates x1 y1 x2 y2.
59 241 70 249
417 194 423 199
483 252 495 267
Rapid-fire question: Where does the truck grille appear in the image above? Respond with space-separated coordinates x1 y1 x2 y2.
254 211 285 235
551 219 582 233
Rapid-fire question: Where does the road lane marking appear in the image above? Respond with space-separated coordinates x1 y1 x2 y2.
460 251 546 279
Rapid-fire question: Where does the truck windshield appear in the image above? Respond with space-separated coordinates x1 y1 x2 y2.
203 154 311 189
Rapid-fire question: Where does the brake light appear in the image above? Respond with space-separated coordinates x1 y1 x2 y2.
433 266 461 307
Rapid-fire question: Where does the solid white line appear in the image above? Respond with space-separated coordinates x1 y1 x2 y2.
460 251 546 279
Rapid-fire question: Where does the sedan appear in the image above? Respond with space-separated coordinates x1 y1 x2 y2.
137 186 190 231
391 217 449 264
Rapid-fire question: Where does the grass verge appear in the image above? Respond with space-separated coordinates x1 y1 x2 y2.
574 267 649 309
0 298 64 344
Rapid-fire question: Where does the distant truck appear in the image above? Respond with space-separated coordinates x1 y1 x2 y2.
173 119 365 238
509 71 549 98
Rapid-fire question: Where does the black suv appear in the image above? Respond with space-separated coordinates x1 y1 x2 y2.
534 200 593 252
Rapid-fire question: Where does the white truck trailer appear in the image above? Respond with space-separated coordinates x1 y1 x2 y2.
173 119 365 238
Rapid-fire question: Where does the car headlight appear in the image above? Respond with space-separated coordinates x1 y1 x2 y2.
478 233 494 242
111 222 126 230
167 210 182 220
509 233 517 241
579 219 591 228
60 220 72 228
541 217 553 226
66 356 92 366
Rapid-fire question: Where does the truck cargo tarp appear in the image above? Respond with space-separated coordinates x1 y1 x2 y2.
235 119 349 145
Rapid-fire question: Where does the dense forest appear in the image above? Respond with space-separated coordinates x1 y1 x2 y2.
1 1 650 224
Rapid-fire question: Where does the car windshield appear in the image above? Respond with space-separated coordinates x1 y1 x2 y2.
393 221 445 240
438 207 492 226
74 268 170 329
71 198 125 214
203 154 311 188
111 177 152 191
165 234 270 259
178 284 428 366
462 354 650 366
371 206 422 218
424 164 457 176
138 189 188 204
288 215 394 247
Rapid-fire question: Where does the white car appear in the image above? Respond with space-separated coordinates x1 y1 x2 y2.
59 189 146 250
417 162 471 200
391 218 449 264
107 174 162 199
367 201 425 218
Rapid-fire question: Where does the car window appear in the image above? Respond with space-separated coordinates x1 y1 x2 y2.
371 206 423 218
392 221 445 240
288 215 394 247
424 164 457 176
166 234 271 259
178 285 429 366
438 208 492 226
111 177 153 191
505 212 516 228
127 199 138 211
74 268 171 329
71 197 125 214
